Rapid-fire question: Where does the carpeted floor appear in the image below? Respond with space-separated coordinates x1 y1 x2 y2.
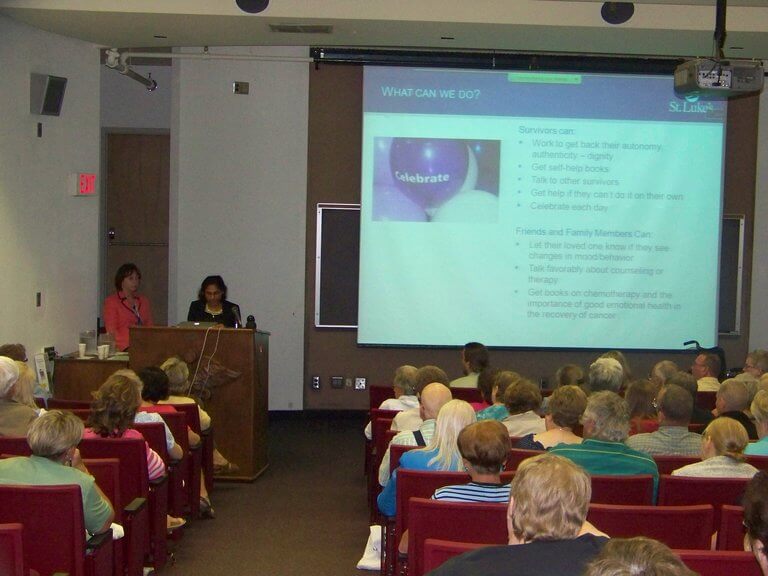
167 411 375 575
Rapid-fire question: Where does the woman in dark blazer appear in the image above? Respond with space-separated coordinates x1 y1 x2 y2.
187 275 241 327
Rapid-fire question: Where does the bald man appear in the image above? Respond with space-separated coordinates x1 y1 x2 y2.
378 382 452 486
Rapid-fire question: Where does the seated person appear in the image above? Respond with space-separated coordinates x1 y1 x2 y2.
667 371 713 425
0 343 27 362
744 350 768 380
516 385 586 450
476 370 521 422
0 356 36 436
377 399 476 517
0 410 114 535
649 360 679 392
363 365 419 439
714 379 758 439
743 471 768 575
746 390 768 456
471 367 499 412
692 352 721 392
13 361 44 415
450 342 489 389
587 357 624 394
672 417 759 478
159 356 236 473
584 537 696 576
426 453 608 576
500 379 545 437
378 382 452 487
625 379 659 435
390 365 451 433
187 275 241 327
432 419 511 503
550 391 659 496
626 384 702 456
84 370 185 531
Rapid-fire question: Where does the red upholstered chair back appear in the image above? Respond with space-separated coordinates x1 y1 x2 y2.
676 550 762 576
652 455 700 475
408 498 508 576
0 438 31 457
696 391 717 411
504 448 543 471
590 474 655 505
369 385 396 410
0 523 25 576
46 398 92 410
69 408 92 422
131 422 170 462
586 503 714 549
658 474 750 526
389 444 418 473
0 484 98 576
422 539 488 575
168 403 202 434
449 387 482 403
747 455 768 472
718 505 747 551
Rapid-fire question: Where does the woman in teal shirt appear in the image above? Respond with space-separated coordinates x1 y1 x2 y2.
745 390 768 456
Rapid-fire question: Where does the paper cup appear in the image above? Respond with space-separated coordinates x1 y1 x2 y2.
97 345 109 360
78 343 87 358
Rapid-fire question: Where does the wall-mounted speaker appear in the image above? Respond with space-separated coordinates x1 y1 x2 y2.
601 2 635 25
235 0 269 14
30 73 67 116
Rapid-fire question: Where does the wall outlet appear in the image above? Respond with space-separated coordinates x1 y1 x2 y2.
355 377 367 390
331 376 344 389
311 375 321 389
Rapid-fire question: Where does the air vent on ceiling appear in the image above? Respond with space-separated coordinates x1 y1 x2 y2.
269 24 333 34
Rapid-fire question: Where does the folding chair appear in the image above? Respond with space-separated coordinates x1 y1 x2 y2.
0 485 114 576
0 523 25 576
408 498 508 576
652 455 700 475
676 549 762 576
422 538 488 575
658 474 751 526
586 503 714 549
718 505 747 551
590 474 655 505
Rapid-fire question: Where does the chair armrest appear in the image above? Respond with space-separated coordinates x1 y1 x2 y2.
86 529 113 551
149 475 169 488
125 496 147 514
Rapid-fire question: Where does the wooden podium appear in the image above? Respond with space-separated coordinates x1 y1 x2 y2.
129 326 269 481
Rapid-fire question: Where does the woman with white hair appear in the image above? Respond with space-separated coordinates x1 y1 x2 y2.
377 399 477 516
0 356 36 436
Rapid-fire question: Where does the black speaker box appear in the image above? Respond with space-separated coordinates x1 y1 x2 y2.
30 73 68 116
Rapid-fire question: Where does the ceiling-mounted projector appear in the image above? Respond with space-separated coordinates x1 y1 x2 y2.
674 58 764 97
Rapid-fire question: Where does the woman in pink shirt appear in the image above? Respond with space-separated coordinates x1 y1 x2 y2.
103 263 154 351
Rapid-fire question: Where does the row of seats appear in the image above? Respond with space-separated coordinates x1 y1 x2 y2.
0 400 215 576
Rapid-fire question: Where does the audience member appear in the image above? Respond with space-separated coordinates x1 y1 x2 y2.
715 379 758 439
743 471 768 575
587 357 624 394
584 537 696 576
476 370 520 421
432 420 512 503
550 391 659 495
377 399 476 516
391 365 450 432
599 350 632 387
0 410 115 535
625 379 659 435
0 343 27 362
425 454 607 576
364 365 419 439
746 390 768 456
472 367 499 411
650 359 679 391
12 361 41 413
516 385 586 450
626 384 702 456
450 342 489 388
672 417 758 478
0 356 36 437
692 352 721 392
379 382 452 486
745 350 768 379
667 371 713 425
553 363 585 389
501 379 545 437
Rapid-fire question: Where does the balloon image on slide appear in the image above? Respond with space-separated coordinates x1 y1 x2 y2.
372 137 500 222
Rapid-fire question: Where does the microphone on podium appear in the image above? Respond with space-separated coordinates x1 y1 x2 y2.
246 315 257 330
232 305 242 328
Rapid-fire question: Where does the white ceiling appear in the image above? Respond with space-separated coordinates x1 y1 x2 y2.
2 0 768 60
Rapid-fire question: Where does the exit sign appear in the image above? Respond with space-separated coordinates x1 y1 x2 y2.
70 172 97 196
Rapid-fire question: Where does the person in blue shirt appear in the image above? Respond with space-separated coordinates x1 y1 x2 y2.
377 399 476 516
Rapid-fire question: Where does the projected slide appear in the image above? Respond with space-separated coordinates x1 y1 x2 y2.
359 67 726 349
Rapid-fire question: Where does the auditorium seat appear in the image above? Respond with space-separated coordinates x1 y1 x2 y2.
368 417 395 521
154 410 201 519
0 437 31 457
0 523 25 576
696 391 717 412
652 455 700 475
448 387 482 403
717 505 747 551
0 484 114 576
46 398 92 410
168 402 213 494
389 443 417 473
657 474 751 526
369 385 396 409
408 498 507 576
747 455 768 472
586 503 714 549
422 538 487 575
133 421 186 520
590 474 655 505
675 549 762 576
504 448 543 471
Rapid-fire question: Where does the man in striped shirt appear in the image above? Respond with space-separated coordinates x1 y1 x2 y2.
432 420 511 503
